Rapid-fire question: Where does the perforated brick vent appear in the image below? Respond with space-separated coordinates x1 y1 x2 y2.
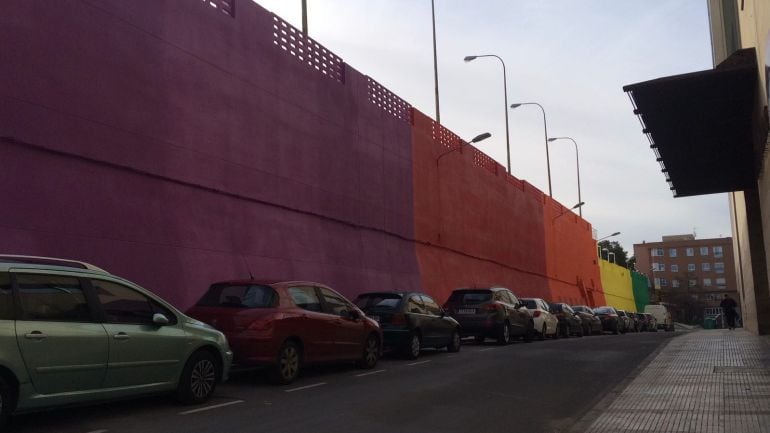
272 15 345 84
201 0 235 17
471 147 498 174
431 122 460 151
366 77 411 123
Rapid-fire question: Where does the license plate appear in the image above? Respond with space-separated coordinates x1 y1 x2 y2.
458 308 476 314
370 315 380 322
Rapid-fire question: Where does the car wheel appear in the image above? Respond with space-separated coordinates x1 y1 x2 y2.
268 340 301 385
404 331 421 360
561 323 570 338
357 334 380 369
447 329 461 353
577 325 584 338
612 323 619 335
177 350 219 404
0 375 13 429
539 324 546 341
497 321 511 345
552 325 559 339
474 335 485 344
523 322 534 343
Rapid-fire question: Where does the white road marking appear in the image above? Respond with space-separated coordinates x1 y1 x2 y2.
355 369 386 377
86 430 109 433
479 347 495 352
178 400 244 415
284 382 327 393
406 360 432 366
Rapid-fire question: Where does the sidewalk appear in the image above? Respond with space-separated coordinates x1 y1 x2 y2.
580 329 770 433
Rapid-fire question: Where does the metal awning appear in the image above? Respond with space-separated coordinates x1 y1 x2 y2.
623 48 768 197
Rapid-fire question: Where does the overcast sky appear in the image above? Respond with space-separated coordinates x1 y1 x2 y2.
254 0 731 255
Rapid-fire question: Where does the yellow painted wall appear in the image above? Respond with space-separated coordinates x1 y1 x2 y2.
599 259 636 312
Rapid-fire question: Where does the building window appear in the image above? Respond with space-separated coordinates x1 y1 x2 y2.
716 277 726 285
652 248 664 257
652 263 665 272
672 279 680 288
689 279 697 287
686 248 694 256
687 263 696 272
714 262 724 274
669 248 677 257
702 263 711 272
660 278 668 287
700 247 709 256
703 278 712 286
671 264 679 273
714 246 723 258
653 278 661 289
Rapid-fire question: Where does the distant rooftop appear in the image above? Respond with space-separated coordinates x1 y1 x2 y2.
661 234 696 242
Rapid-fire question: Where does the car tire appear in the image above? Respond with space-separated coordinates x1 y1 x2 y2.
561 323 570 338
0 375 13 429
523 322 534 343
474 335 485 344
577 325 584 338
539 324 546 341
496 321 512 345
268 340 302 385
404 331 421 360
447 329 461 353
552 325 559 339
357 334 380 369
177 350 220 404
612 323 619 335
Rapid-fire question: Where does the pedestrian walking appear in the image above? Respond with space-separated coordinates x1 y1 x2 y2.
720 294 738 330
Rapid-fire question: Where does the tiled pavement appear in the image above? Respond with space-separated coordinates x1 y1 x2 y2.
581 329 770 433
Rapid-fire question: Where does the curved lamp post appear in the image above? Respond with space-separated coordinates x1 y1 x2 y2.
436 132 492 165
552 201 585 221
548 136 583 217
464 55 510 173
597 232 621 241
510 102 551 196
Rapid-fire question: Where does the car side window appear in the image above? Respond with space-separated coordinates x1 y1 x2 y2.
16 274 93 322
318 287 354 317
407 296 426 314
506 291 519 306
0 273 13 320
420 295 441 315
92 279 177 325
287 286 322 312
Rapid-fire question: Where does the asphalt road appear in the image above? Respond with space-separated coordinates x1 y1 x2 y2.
7 331 677 433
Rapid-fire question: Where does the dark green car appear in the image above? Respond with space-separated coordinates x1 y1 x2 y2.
0 255 233 426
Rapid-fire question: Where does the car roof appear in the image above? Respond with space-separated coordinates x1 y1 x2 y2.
356 291 412 298
210 280 330 289
0 255 109 275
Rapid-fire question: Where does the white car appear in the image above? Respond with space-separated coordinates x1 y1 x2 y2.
521 298 559 340
644 304 674 332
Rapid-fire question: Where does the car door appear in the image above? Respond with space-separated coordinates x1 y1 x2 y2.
318 286 364 360
404 295 429 342
286 285 334 362
13 271 109 395
505 291 529 335
89 278 189 389
420 295 452 346
541 300 558 334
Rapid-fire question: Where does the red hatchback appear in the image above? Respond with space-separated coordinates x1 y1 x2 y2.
186 280 381 384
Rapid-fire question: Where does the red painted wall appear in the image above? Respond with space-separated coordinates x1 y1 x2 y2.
0 0 604 309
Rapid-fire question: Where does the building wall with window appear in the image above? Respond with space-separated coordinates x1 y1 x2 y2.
633 236 737 319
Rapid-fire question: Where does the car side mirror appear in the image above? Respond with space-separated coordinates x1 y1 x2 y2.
153 313 170 326
344 309 360 320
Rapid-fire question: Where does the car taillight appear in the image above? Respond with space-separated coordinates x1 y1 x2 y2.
484 303 501 312
533 310 541 318
390 313 407 326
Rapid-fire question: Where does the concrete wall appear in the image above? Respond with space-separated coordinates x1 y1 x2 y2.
599 259 636 312
0 0 606 310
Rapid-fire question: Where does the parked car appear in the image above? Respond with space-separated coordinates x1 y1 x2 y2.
593 306 622 334
644 304 674 331
616 310 632 333
187 280 381 385
571 305 603 335
643 313 658 331
443 287 534 344
521 298 559 340
353 292 460 359
549 303 584 337
0 255 233 427
632 313 648 331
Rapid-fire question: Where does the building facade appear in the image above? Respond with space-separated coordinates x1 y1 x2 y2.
634 235 738 323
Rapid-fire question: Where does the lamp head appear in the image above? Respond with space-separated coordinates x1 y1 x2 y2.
510 103 522 109
464 55 478 62
571 201 585 209
547 138 558 142
470 132 491 143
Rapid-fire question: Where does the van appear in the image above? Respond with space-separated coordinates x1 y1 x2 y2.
644 304 674 331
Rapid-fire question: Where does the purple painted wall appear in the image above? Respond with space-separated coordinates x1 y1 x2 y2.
0 0 421 308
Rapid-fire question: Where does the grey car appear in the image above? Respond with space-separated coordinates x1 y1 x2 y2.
444 287 533 344
0 255 233 427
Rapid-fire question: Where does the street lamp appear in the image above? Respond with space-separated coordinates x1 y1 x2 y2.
436 132 492 166
510 102 551 196
464 55 511 173
552 201 584 221
597 232 621 241
548 137 583 217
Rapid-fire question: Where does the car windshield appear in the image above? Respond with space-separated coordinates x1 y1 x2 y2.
196 284 275 308
594 307 613 314
523 299 537 309
550 303 563 312
448 290 492 304
354 294 402 312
